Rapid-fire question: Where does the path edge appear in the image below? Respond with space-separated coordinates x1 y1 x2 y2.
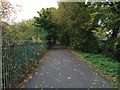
71 50 119 89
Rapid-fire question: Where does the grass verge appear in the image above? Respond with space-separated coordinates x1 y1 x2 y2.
73 50 120 88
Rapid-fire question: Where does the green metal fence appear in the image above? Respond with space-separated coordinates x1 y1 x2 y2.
2 43 46 88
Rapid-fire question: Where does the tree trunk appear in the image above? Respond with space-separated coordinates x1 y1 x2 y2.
111 28 119 38
70 35 73 50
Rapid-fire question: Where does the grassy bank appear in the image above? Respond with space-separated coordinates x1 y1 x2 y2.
75 51 120 88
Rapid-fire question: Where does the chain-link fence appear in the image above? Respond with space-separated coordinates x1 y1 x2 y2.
2 42 47 88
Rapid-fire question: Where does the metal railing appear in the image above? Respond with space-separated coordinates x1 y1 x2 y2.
2 42 46 88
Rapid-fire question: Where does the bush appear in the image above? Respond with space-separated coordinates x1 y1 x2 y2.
101 38 120 62
78 51 119 78
79 35 99 54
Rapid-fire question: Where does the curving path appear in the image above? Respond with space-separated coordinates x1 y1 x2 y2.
25 46 112 88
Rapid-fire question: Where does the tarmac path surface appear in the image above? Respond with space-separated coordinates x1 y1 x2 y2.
25 46 112 88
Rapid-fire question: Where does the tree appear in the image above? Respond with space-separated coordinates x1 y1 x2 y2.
87 2 120 60
87 2 120 40
34 8 58 47
1 0 21 45
53 2 99 53
1 0 21 23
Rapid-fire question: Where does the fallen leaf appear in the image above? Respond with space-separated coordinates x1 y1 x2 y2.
81 72 84 75
74 69 77 71
46 72 49 74
92 82 96 85
68 77 71 80
30 76 32 79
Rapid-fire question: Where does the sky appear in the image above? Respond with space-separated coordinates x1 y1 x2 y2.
9 0 58 22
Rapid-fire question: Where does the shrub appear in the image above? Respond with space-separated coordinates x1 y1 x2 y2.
102 38 120 62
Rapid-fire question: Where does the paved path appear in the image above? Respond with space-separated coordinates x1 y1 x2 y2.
25 46 112 88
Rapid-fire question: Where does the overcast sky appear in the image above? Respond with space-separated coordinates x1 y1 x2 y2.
9 0 58 22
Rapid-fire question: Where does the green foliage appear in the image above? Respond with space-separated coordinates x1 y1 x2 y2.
59 29 70 46
79 35 99 53
2 19 48 88
101 38 120 62
2 19 47 46
2 43 47 88
53 2 99 53
34 8 58 48
87 2 120 38
77 51 119 78
14 19 39 40
88 2 120 61
2 2 120 87
2 22 18 45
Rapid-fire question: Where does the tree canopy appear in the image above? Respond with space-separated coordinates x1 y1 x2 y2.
2 1 120 61
34 8 58 47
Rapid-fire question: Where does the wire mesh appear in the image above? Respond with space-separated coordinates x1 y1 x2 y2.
2 42 46 88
